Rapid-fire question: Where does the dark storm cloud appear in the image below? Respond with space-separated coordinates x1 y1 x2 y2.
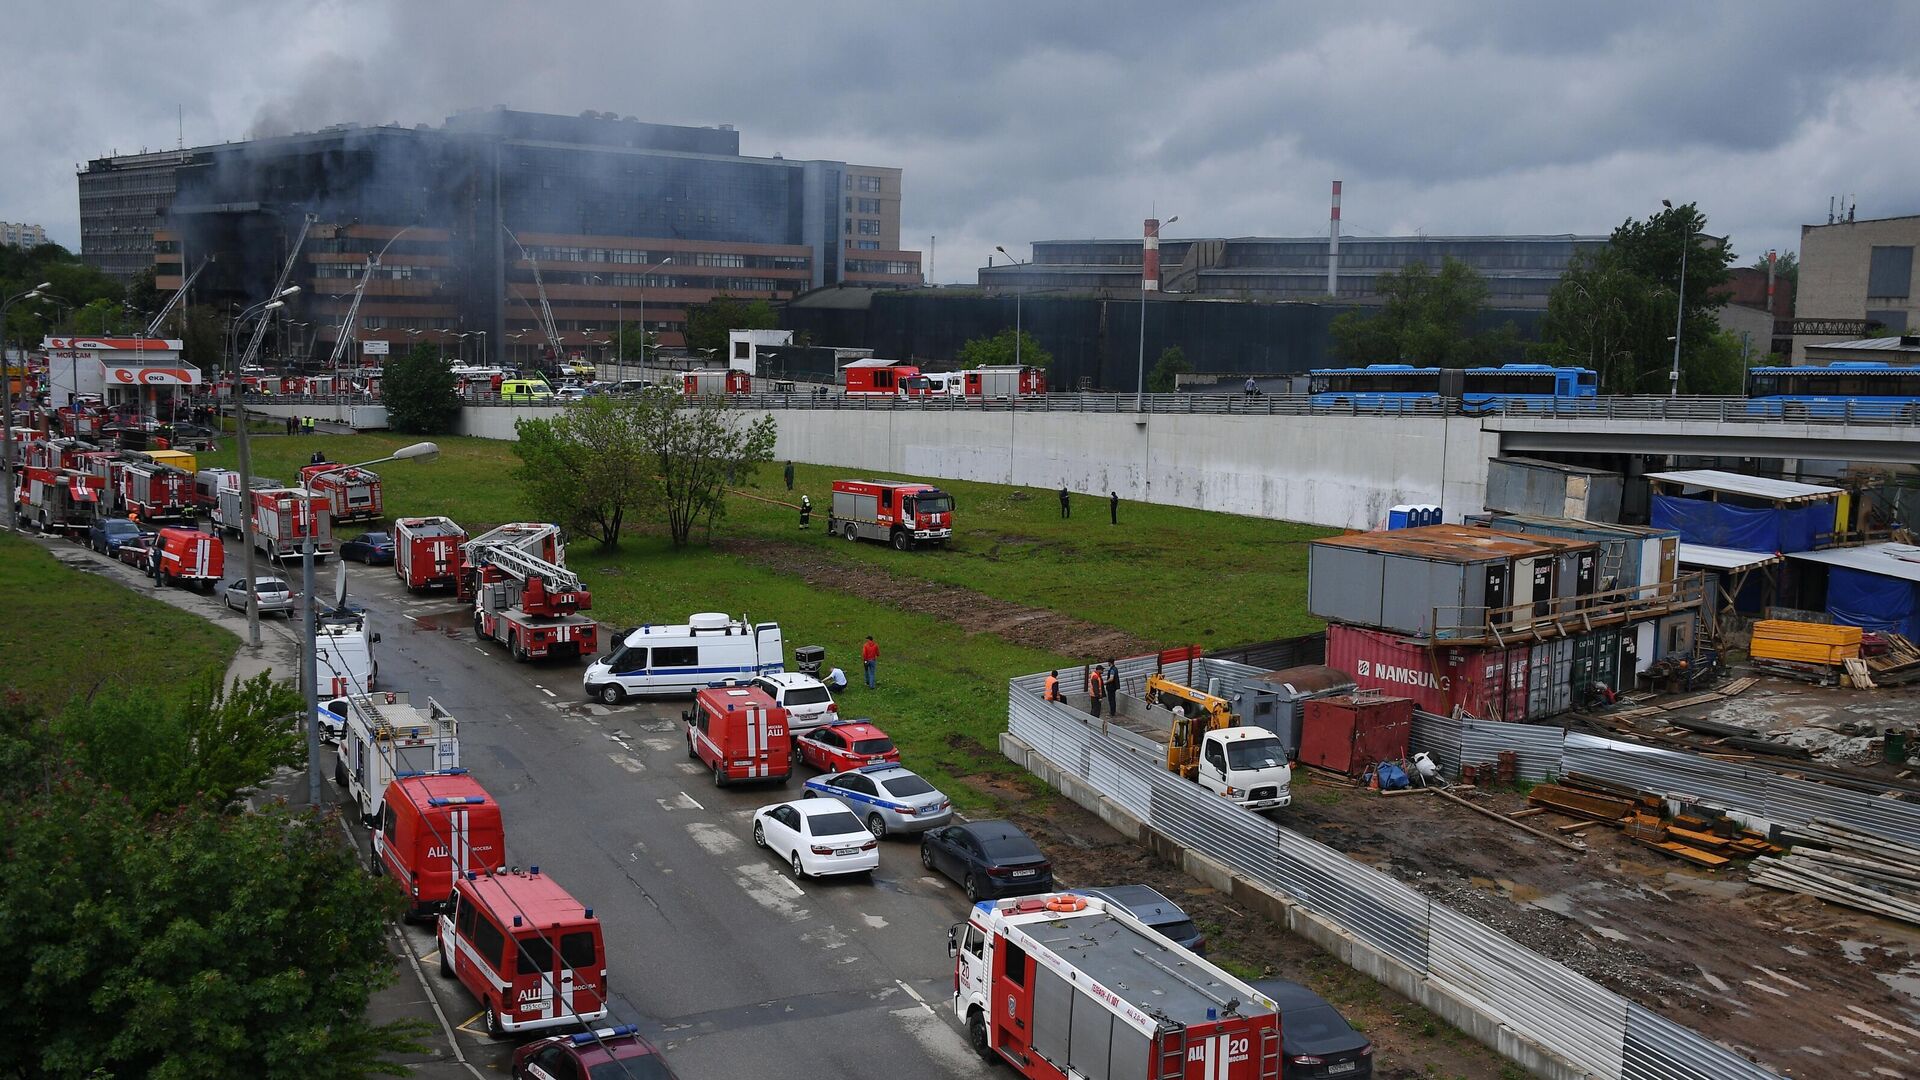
5 1 1916 276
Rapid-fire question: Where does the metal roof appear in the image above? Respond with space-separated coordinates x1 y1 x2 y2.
1676 544 1783 572
1019 909 1272 1025
1312 523 1594 562
1644 469 1841 504
1804 336 1920 353
1788 543 1920 585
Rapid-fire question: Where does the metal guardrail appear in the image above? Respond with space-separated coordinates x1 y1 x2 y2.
1007 672 1778 1080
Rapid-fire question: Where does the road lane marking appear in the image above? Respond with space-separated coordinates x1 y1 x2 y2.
733 862 811 920
655 792 704 812
676 763 702 775
895 979 933 1013
642 736 678 753
679 791 705 810
862 913 889 930
454 1010 488 1036
472 647 488 655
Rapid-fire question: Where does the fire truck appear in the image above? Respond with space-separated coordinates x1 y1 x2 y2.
842 358 929 397
251 487 334 560
300 460 384 523
153 527 225 592
118 461 195 522
963 365 1048 399
211 471 279 533
332 691 460 827
26 436 97 471
461 522 599 661
393 516 468 591
683 369 754 397
952 892 1283 1079
827 479 955 549
16 467 106 534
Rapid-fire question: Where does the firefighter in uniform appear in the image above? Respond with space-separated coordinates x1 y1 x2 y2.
799 494 812 529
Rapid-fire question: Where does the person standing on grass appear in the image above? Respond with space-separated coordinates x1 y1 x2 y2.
1109 491 1119 525
1059 485 1071 519
1087 664 1106 718
1104 659 1120 715
861 635 879 688
784 460 795 491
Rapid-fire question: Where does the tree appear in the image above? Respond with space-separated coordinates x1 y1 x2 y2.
69 296 133 335
683 294 779 358
180 304 230 370
1537 247 1662 394
614 325 657 364
512 394 657 550
957 327 1054 370
382 344 460 434
1147 346 1193 392
1328 258 1520 366
639 392 778 546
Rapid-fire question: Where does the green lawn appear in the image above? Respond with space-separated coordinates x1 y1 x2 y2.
0 532 239 713
198 433 524 527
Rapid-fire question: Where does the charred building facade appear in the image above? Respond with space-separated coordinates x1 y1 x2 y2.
82 108 920 368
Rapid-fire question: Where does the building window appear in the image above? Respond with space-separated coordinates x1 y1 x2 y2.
858 198 881 214
855 240 880 251
857 220 882 236
858 175 884 193
1868 246 1914 299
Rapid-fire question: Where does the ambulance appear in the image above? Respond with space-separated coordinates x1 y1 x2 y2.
437 866 609 1037
683 684 792 788
374 771 504 921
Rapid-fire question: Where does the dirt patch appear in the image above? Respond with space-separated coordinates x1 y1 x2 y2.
722 538 1160 659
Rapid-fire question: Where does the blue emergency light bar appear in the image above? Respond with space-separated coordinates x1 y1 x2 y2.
427 796 488 807
570 1024 638 1044
855 762 902 774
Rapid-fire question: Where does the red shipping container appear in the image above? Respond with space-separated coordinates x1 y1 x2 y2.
1325 623 1535 723
1299 694 1414 777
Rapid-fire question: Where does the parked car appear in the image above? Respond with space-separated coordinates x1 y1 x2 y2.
1249 978 1374 1079
115 533 160 572
803 764 951 840
512 1024 679 1078
752 798 879 880
748 672 837 731
222 576 295 617
89 517 150 556
1074 884 1207 954
338 530 395 565
794 719 898 773
554 386 589 403
919 820 1053 902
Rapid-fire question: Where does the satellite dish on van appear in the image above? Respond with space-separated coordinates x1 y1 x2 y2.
333 559 349 611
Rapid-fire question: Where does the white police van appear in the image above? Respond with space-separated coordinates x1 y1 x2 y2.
583 613 784 703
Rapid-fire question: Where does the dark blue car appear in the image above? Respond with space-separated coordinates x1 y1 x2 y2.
338 531 394 565
919 820 1052 902
89 517 150 556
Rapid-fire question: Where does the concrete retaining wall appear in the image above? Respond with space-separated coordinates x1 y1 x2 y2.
458 404 1495 531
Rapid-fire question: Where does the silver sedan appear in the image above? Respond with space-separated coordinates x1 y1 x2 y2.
223 576 295 616
801 765 954 840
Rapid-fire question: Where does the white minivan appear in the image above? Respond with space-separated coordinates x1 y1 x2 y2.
583 613 784 703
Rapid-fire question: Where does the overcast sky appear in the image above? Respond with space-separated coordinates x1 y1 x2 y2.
8 2 1917 281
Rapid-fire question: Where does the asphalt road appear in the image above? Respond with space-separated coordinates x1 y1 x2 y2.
284 542 993 1079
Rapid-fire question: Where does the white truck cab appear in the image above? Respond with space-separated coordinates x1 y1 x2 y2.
1196 727 1292 811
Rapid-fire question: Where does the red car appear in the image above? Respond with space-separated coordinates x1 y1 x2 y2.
513 1024 680 1079
116 533 159 572
794 719 900 773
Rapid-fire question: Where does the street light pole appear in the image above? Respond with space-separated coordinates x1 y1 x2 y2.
637 256 673 370
0 283 52 527
300 442 439 805
995 246 1025 369
233 287 300 647
1136 215 1177 410
1663 199 1689 398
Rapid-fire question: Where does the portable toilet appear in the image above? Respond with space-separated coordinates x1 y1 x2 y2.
1388 505 1416 530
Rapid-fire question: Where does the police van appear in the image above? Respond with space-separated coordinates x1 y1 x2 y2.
583 612 784 703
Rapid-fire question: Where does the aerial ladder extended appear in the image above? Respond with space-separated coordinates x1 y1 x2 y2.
327 226 419 376
460 522 598 662
501 225 565 367
143 256 212 337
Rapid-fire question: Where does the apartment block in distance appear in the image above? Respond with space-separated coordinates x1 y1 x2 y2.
82 107 921 368
0 221 50 250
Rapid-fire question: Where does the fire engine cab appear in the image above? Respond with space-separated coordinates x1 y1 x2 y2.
437 866 608 1037
827 479 954 550
952 892 1283 1079
17 467 105 534
374 771 504 921
118 460 194 522
393 515 468 591
462 522 598 662
684 684 792 788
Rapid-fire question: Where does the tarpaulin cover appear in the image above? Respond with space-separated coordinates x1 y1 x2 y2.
1827 566 1920 638
1651 495 1829 553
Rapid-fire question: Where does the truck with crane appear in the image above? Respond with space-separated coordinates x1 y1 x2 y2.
1146 674 1293 811
461 522 599 662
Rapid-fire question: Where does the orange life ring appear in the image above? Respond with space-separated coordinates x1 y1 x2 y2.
1045 895 1088 913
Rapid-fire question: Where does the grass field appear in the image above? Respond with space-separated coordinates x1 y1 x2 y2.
0 531 239 713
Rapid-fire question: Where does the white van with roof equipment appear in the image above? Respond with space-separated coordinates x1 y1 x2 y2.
583 613 784 703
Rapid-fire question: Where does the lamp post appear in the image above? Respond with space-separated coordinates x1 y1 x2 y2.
475 330 488 368
637 256 672 368
1662 199 1689 398
995 246 1027 368
0 283 52 527
233 286 301 648
301 441 439 805
1137 214 1177 410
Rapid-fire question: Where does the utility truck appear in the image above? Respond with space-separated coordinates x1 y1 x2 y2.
331 692 459 827
1147 675 1292 812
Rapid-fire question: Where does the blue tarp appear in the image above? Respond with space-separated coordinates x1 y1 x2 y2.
1827 566 1920 638
1651 495 1830 553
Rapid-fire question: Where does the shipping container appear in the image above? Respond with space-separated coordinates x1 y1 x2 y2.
1309 524 1599 640
1466 512 1679 600
1229 665 1356 757
1485 456 1624 522
1298 694 1414 777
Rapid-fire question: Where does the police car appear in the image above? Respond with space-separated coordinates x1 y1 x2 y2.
512 1023 681 1079
801 764 953 840
793 718 900 773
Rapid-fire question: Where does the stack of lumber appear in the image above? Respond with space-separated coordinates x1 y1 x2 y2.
1527 776 1782 866
1865 633 1920 684
1750 620 1862 667
1751 819 1920 925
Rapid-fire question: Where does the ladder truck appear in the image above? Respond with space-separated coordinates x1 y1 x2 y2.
502 225 567 371
461 523 599 662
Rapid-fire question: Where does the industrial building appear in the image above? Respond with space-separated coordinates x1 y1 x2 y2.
77 108 920 367
1793 211 1920 360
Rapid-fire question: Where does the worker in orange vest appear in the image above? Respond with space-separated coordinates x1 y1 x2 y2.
1086 665 1106 718
1043 671 1061 702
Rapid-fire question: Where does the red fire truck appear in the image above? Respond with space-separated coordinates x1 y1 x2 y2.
26 436 97 471
963 365 1048 399
842 358 930 397
300 461 385 523
374 771 504 921
16 467 105 534
153 527 225 591
952 892 1283 1079
461 522 598 661
251 487 334 560
436 866 608 1037
118 461 195 522
683 369 754 397
827 479 955 550
683 684 792 787
393 515 468 591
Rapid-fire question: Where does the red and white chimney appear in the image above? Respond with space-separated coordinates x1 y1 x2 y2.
1766 249 1777 318
1142 218 1161 292
1327 180 1342 298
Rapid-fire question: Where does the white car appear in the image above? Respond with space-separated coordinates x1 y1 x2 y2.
751 799 879 880
749 673 837 731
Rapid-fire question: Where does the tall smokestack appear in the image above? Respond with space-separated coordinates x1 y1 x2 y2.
1327 180 1342 298
1766 249 1777 319
1142 218 1161 292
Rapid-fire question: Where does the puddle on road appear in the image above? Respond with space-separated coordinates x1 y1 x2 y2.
406 610 471 639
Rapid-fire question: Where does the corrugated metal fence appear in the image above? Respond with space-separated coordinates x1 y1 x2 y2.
1008 674 1777 1080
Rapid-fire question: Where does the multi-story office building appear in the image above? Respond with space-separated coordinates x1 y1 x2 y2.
0 221 50 249
81 108 921 367
1793 213 1920 361
979 233 1609 308
77 149 197 279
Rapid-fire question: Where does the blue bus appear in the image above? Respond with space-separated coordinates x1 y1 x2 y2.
1746 362 1920 419
1308 363 1599 413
